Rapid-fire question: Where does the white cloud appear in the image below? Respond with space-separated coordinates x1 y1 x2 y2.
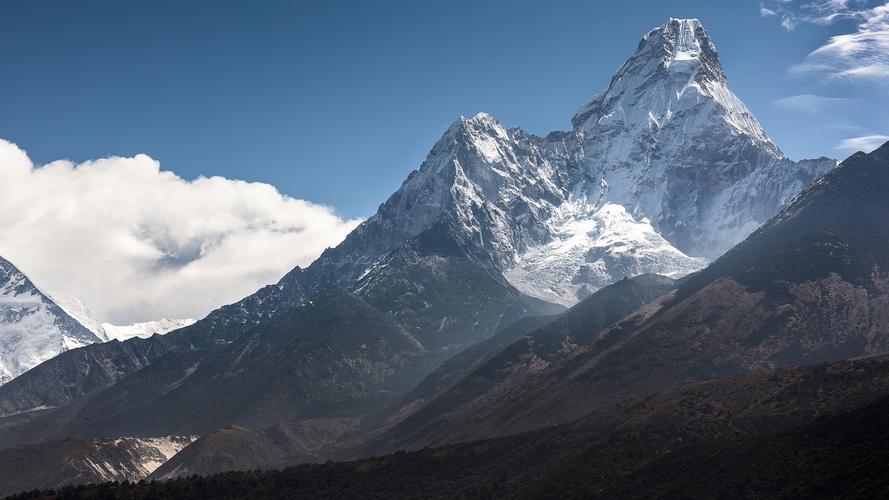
0 139 362 324
760 5 778 17
773 94 853 113
763 1 889 85
835 134 889 151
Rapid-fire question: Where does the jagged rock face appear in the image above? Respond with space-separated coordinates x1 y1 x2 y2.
0 257 101 385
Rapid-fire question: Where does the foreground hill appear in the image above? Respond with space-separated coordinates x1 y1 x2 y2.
12 354 889 499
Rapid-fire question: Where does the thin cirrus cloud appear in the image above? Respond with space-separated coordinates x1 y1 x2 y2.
762 1 889 85
835 134 889 152
0 139 362 325
773 94 854 114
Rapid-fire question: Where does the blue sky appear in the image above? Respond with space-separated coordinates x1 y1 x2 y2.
0 0 886 219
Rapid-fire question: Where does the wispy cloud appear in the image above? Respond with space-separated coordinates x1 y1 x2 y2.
835 134 889 152
773 94 854 113
820 119 866 132
762 1 889 85
0 139 362 324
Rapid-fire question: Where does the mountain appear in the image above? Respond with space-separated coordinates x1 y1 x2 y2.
0 257 101 385
362 141 889 448
33 354 889 499
0 435 193 496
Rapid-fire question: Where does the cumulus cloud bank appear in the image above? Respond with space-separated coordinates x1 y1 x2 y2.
0 139 361 324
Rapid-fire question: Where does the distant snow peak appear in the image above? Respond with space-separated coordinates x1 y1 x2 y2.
49 291 194 342
100 318 196 342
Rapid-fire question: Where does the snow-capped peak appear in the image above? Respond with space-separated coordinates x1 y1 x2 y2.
0 256 102 385
572 18 778 157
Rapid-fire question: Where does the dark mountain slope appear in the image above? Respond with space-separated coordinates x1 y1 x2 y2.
360 273 676 453
0 334 199 420
0 349 211 447
48 289 424 438
149 315 557 477
366 315 556 430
